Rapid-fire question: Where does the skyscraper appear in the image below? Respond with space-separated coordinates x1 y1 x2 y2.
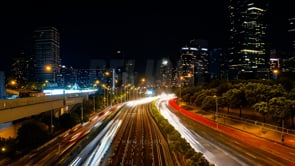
227 0 269 79
281 17 295 74
33 27 60 84
177 39 209 86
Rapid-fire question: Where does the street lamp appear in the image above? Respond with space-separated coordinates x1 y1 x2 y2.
273 69 279 79
179 76 184 102
213 95 218 129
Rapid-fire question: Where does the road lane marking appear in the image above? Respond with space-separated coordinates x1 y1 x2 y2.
245 152 257 159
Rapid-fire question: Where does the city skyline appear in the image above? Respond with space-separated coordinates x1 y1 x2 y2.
0 1 227 73
0 1 293 73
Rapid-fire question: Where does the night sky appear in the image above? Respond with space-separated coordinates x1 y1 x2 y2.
0 1 293 74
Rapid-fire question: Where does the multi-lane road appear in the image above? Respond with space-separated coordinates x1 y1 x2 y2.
105 104 174 165
157 96 295 166
99 98 176 166
3 95 295 166
3 106 115 166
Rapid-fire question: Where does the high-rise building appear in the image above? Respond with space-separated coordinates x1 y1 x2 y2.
159 58 173 88
280 17 295 75
7 53 35 88
208 48 226 80
177 39 209 86
33 27 60 84
124 59 135 86
227 0 269 79
145 59 155 86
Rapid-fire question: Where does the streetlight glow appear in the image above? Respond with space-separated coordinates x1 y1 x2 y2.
45 65 52 72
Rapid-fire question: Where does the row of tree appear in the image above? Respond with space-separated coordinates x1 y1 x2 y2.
150 101 213 166
177 79 295 128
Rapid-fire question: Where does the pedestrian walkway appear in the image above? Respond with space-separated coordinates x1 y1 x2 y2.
179 102 295 150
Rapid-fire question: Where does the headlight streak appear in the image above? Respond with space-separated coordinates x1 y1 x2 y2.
156 98 217 164
156 97 248 166
83 120 122 166
68 118 115 166
126 96 159 107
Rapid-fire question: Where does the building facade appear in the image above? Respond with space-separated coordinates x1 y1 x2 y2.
177 39 209 86
33 27 60 84
227 0 269 79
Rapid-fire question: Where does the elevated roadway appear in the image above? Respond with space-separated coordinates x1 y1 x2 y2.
0 93 91 124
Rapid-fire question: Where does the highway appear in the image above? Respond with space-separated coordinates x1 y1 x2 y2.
157 96 295 166
82 97 176 166
4 106 116 166
4 95 295 166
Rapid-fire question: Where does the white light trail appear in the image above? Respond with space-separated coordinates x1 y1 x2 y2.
156 98 217 164
83 120 122 165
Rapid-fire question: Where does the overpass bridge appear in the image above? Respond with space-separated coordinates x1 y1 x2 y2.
0 93 92 124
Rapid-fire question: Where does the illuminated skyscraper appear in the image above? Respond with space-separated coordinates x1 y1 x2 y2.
227 0 269 79
281 17 295 74
159 58 173 88
33 27 60 84
177 39 209 86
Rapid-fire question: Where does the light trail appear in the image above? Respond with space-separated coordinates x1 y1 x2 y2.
82 120 122 166
156 97 247 166
126 96 158 107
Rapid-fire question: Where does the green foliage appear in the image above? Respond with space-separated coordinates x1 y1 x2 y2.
95 96 105 109
150 101 212 166
201 96 216 111
288 88 295 100
269 97 290 121
253 101 269 122
16 121 50 150
253 101 268 115
224 88 245 108
193 89 217 107
180 79 295 127
216 81 233 96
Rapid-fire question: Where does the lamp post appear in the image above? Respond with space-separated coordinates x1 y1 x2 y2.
93 95 96 112
179 76 184 102
213 95 218 129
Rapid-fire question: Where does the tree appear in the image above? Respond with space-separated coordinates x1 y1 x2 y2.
286 99 295 128
269 97 290 127
193 89 216 107
253 101 269 123
224 88 246 117
288 88 295 100
201 96 216 111
16 121 49 150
